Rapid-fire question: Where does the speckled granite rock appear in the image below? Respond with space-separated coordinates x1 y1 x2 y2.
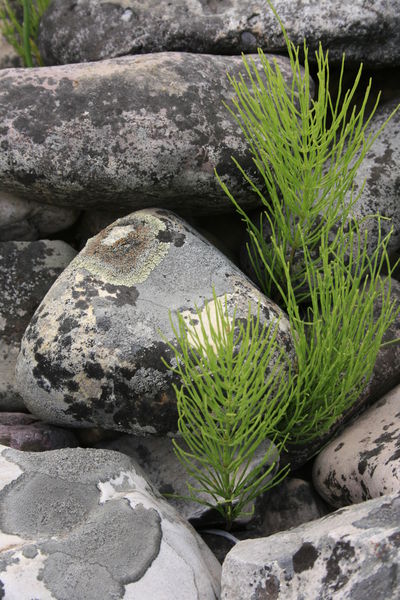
97 433 279 527
0 52 300 213
313 384 400 508
0 241 77 411
39 0 400 67
16 209 294 434
221 490 400 599
0 445 221 599
0 192 80 241
282 275 400 471
0 412 78 451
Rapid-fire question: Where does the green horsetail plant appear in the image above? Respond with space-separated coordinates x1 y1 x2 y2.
251 218 400 446
0 0 50 66
162 293 292 530
217 0 399 304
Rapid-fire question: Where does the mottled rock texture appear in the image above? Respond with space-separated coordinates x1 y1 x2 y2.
313 384 400 508
0 445 221 599
282 276 400 471
221 490 400 599
0 192 80 241
98 434 279 527
0 52 301 213
16 209 294 434
39 0 400 67
0 412 78 452
0 241 77 411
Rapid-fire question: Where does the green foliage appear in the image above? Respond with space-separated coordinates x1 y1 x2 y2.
217 1 399 304
163 293 291 530
0 0 50 67
163 0 400 527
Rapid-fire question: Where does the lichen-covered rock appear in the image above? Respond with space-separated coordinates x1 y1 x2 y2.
0 192 80 241
313 384 400 508
39 0 400 68
16 209 294 434
0 52 300 213
281 276 400 471
221 490 400 599
0 241 77 411
0 412 78 451
97 433 279 527
0 445 221 599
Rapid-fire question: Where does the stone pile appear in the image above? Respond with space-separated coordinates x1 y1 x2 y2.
0 1 399 598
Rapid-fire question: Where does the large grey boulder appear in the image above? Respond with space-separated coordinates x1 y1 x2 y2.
0 240 77 411
39 0 400 67
0 192 80 241
0 52 300 213
313 384 400 508
0 445 221 599
16 209 294 434
221 490 400 599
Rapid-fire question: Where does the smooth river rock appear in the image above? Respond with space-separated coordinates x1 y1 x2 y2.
39 0 400 68
0 412 78 451
0 445 221 599
16 209 294 434
0 52 301 213
313 384 400 508
0 240 77 411
221 490 400 599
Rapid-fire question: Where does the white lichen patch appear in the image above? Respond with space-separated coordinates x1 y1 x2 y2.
97 469 160 513
0 451 23 492
179 294 234 353
0 548 55 600
100 225 136 246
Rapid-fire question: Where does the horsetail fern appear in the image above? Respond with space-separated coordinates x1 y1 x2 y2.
0 0 50 66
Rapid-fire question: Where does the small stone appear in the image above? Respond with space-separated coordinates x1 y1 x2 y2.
0 412 78 451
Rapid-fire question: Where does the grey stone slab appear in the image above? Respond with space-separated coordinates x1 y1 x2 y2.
221 490 400 599
0 52 301 213
39 0 400 68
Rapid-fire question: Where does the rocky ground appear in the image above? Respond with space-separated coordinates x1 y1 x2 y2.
0 1 400 598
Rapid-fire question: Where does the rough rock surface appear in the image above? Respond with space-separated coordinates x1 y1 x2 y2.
313 384 400 508
39 0 400 68
0 445 221 599
282 275 400 471
221 490 400 599
16 209 294 434
0 412 78 451
97 433 279 527
0 52 301 213
0 240 77 411
0 192 80 241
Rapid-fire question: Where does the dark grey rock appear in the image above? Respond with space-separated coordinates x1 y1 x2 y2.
313 384 400 508
0 240 77 411
16 209 294 434
259 478 330 537
0 52 301 214
0 412 78 451
0 35 21 70
39 0 400 68
0 445 221 599
0 191 80 241
221 490 400 599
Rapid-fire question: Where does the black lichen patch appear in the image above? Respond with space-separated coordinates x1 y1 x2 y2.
254 573 280 599
103 283 139 307
84 362 105 380
156 228 185 248
358 446 382 475
292 542 319 573
323 540 356 591
33 353 76 393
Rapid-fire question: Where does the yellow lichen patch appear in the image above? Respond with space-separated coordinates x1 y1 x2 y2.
73 214 170 286
179 294 234 354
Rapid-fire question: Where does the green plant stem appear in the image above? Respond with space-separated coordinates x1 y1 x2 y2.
22 0 32 67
